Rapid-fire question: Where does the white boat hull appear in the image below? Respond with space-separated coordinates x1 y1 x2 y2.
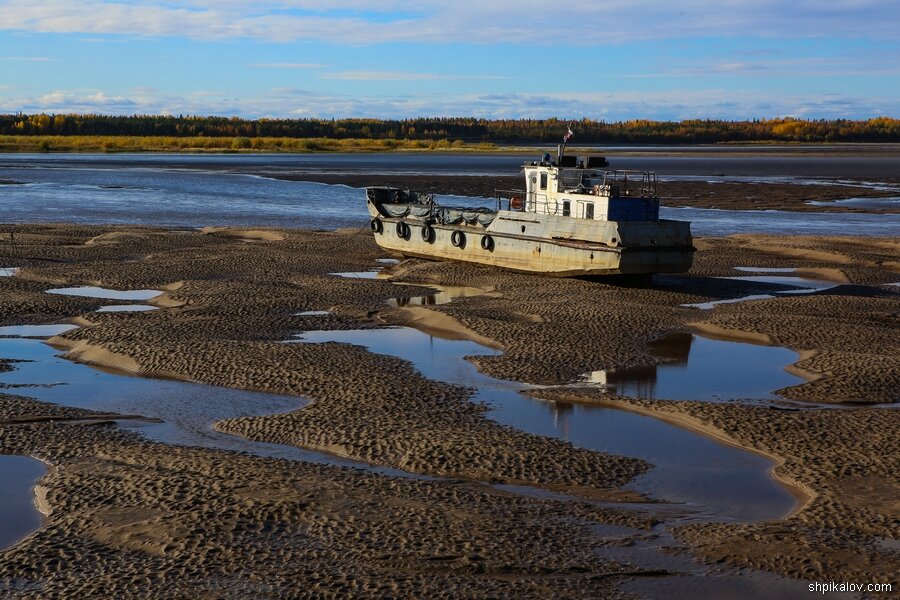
367 207 694 277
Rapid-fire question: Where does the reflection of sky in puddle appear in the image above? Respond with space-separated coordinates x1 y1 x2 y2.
585 332 802 402
46 286 161 301
733 266 797 273
0 267 18 277
294 310 330 317
331 271 383 279
729 275 835 294
0 338 315 460
332 267 482 307
0 455 45 550
0 337 423 480
0 324 80 337
293 327 796 522
684 272 838 309
661 206 900 237
807 196 900 210
95 304 159 313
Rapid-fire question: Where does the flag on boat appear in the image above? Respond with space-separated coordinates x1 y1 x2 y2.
563 127 574 143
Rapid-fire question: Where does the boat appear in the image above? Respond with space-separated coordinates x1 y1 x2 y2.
365 149 694 277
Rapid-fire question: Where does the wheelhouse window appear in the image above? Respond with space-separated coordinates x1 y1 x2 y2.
562 200 571 217
584 203 595 220
539 172 548 190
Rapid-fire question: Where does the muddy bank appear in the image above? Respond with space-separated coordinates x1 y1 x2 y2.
1 223 898 594
530 390 900 584
1 394 649 598
268 172 900 213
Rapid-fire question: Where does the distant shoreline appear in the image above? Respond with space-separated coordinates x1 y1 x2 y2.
3 135 900 156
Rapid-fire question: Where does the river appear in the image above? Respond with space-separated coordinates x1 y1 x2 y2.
2 153 900 237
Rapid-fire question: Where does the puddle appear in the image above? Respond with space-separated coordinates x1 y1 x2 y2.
95 305 160 313
0 267 19 277
684 272 838 309
807 196 900 210
0 324 80 338
734 267 797 273
333 265 484 307
331 270 383 279
46 286 162 301
292 326 796 522
375 258 400 265
388 284 488 307
584 332 803 402
294 310 331 317
728 275 836 295
0 337 419 480
0 455 45 550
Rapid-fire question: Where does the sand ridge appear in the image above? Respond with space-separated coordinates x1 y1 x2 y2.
1 223 898 595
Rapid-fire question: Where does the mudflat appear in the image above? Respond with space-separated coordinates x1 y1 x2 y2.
269 172 900 213
0 223 897 597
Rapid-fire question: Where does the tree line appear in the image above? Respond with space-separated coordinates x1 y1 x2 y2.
2 114 899 143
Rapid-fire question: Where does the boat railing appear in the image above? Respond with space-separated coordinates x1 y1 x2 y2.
495 189 564 216
495 189 528 211
558 169 658 198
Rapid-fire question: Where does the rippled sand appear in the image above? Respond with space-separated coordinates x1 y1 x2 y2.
0 223 897 597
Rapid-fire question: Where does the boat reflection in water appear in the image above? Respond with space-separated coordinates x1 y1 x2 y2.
583 332 802 403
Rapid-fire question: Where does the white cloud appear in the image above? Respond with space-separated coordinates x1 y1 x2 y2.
2 87 895 120
324 71 449 81
0 0 898 44
322 71 510 81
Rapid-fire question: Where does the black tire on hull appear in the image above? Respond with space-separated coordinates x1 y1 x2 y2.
451 230 466 248
421 224 436 243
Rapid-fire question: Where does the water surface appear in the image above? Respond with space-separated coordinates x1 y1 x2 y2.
683 273 838 309
294 326 796 521
95 305 160 313
0 324 80 337
585 332 803 402
46 286 162 301
0 455 45 549
3 153 900 236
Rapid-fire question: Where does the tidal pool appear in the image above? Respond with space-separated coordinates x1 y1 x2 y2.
0 455 45 550
46 286 162 301
95 305 160 313
294 326 796 522
0 330 428 483
807 196 900 210
584 331 803 402
683 272 838 309
0 267 18 277
0 324 80 337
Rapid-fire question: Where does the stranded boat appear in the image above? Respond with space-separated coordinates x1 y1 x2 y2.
366 151 694 277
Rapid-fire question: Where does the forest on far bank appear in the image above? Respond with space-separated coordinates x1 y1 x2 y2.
2 114 900 145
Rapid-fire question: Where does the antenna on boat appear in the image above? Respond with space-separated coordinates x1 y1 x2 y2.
559 123 574 163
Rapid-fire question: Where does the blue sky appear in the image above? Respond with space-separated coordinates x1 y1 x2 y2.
1 1 898 120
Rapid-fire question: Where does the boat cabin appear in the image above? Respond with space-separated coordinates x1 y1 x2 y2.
501 154 660 223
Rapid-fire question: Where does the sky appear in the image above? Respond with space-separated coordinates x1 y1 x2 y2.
0 0 898 121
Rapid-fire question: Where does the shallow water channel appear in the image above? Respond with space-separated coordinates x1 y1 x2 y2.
0 273 818 596
683 269 839 309
0 455 45 549
319 269 800 522
295 325 796 522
